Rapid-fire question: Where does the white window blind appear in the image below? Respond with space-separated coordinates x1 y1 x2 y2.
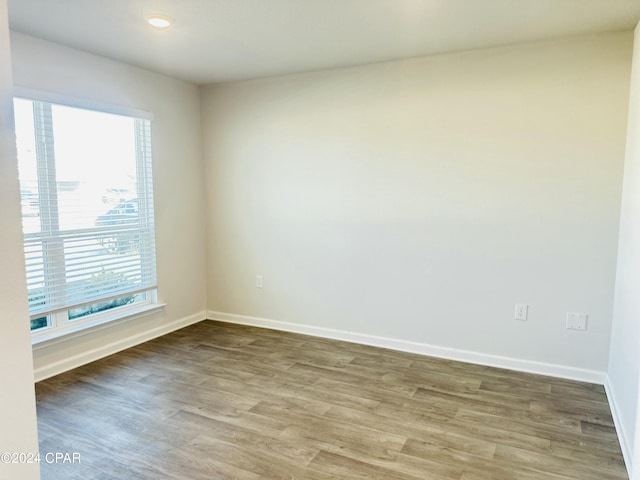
14 98 157 324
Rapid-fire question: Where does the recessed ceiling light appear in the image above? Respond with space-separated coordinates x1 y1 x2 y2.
146 14 173 30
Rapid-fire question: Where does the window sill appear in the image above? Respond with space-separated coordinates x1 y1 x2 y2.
32 302 166 350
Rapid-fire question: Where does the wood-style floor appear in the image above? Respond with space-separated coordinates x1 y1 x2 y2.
35 321 628 480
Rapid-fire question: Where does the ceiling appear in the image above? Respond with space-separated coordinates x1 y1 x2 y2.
7 0 640 85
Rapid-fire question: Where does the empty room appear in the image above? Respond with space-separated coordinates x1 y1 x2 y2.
2 1 640 479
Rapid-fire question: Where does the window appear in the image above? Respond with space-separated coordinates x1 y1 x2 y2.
14 96 158 339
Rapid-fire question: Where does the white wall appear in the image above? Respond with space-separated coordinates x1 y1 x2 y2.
9 33 208 379
609 22 640 476
202 32 632 380
0 2 40 479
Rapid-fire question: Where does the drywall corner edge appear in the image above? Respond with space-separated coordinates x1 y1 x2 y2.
605 376 633 477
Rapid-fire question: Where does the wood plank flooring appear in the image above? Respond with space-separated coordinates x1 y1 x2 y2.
35 321 628 479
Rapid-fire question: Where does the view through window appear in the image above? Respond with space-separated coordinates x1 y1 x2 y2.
14 97 158 337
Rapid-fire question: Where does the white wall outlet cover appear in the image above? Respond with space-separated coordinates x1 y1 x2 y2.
515 303 528 321
566 312 587 331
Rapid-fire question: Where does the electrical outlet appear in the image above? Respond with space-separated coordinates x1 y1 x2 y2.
515 303 528 321
566 312 587 331
256 275 263 288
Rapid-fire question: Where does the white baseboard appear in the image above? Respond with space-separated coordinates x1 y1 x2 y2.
33 310 207 382
206 310 607 385
605 377 633 477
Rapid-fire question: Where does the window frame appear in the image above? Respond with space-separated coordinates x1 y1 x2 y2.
13 88 163 343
